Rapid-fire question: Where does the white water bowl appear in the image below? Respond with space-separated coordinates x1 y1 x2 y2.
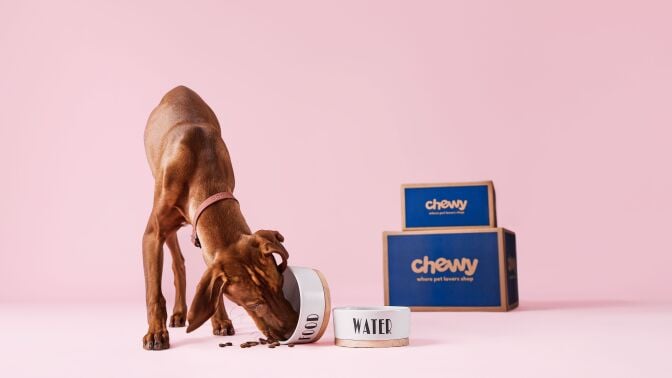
333 306 411 347
280 266 331 344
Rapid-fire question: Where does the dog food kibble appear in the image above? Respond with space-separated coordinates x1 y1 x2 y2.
220 340 294 349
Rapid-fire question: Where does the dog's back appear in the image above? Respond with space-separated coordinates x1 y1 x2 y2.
144 86 224 176
144 86 235 189
144 86 235 215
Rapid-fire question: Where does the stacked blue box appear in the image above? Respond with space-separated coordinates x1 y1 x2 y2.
384 228 518 311
402 181 496 230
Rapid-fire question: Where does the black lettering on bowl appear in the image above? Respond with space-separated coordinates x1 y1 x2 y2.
306 314 319 322
305 322 317 329
302 329 315 336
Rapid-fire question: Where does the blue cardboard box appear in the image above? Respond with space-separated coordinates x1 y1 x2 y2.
402 181 496 230
383 228 518 311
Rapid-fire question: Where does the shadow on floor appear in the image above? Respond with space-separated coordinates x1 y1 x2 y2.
170 335 216 348
308 337 441 348
516 299 637 312
407 338 441 347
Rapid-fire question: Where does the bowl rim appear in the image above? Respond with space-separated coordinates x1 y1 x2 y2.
312 269 331 341
281 266 331 344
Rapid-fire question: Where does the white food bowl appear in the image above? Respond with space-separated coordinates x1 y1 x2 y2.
332 306 411 347
280 266 331 344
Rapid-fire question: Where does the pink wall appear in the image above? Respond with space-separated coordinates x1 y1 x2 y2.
1 0 670 304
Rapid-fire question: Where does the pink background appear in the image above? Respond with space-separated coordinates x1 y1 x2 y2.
1 0 671 307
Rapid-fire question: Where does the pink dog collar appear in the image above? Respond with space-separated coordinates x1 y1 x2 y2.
191 192 238 248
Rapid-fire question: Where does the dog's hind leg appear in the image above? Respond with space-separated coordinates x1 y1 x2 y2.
142 214 170 350
166 232 187 328
211 295 235 336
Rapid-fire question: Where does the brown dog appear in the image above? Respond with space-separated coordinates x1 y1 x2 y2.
142 86 298 350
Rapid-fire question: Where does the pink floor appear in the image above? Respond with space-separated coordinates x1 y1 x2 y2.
2 300 670 378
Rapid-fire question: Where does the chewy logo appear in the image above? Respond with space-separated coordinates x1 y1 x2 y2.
425 199 468 211
411 256 479 276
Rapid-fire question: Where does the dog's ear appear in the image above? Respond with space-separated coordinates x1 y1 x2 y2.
254 230 289 272
186 265 227 333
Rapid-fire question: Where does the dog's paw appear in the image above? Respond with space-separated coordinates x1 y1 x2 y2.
143 329 170 350
169 312 186 328
212 319 235 336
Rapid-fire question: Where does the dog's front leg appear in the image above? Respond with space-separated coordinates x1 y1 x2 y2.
142 216 170 350
211 295 235 336
166 232 187 327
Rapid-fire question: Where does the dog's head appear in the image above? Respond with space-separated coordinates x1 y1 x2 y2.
186 230 298 340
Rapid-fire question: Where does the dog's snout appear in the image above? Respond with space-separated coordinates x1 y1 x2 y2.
281 327 294 340
266 325 294 342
